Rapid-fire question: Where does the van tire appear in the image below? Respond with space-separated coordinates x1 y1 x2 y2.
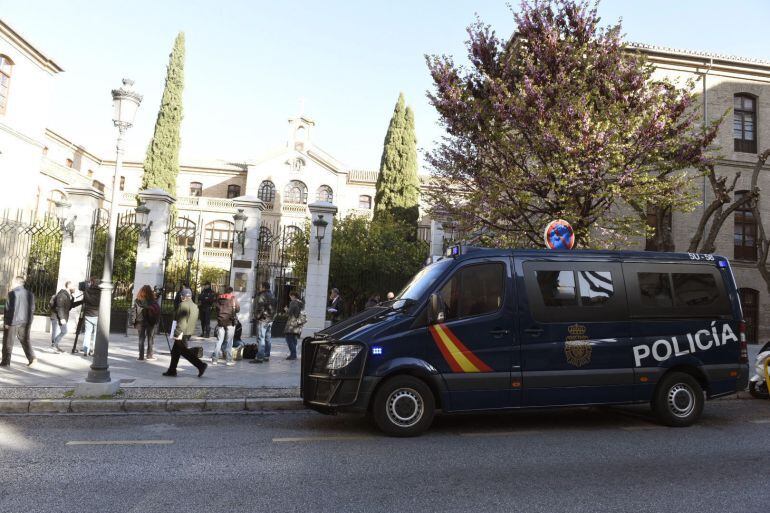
653 372 704 427
372 375 435 437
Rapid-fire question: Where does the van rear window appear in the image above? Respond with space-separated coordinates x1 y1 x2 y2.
672 273 720 307
638 272 673 308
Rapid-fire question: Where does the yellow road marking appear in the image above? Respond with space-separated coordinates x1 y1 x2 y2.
66 440 174 446
272 435 376 443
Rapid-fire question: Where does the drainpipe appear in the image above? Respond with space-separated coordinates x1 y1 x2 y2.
702 58 713 212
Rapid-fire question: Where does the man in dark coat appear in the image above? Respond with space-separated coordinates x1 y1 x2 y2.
50 281 81 353
1 276 36 367
79 277 101 356
327 288 343 323
198 282 216 338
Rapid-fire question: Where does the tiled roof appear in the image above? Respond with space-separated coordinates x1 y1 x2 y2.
348 169 379 183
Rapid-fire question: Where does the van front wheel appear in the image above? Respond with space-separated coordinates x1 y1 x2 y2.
372 375 435 437
653 372 704 427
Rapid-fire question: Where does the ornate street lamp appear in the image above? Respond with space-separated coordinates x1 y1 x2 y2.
53 199 76 243
134 202 152 248
87 78 142 385
312 214 328 261
185 243 196 287
233 208 248 256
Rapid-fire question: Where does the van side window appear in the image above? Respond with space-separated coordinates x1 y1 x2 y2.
638 273 673 308
672 273 719 307
578 271 614 306
439 263 504 321
536 271 577 307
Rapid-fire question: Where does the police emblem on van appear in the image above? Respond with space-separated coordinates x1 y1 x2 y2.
565 324 592 367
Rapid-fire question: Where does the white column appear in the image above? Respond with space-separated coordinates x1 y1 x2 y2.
57 186 104 331
230 196 265 327
133 189 175 290
304 201 338 333
430 220 445 258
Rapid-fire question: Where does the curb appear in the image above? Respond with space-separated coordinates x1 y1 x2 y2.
0 398 304 415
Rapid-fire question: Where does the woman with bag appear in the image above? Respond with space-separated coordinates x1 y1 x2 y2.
283 290 306 361
133 285 160 361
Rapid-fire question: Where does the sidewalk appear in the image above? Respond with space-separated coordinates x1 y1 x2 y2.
0 329 300 400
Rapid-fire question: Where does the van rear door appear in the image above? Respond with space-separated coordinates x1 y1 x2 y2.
517 259 634 406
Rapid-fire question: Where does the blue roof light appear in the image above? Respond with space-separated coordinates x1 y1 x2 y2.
371 346 383 355
718 260 729 268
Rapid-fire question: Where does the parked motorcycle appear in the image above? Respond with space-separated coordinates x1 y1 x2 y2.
749 341 770 399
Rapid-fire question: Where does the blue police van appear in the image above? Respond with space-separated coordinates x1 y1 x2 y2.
301 247 750 436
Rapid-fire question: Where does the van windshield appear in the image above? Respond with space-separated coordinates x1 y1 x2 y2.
396 259 452 303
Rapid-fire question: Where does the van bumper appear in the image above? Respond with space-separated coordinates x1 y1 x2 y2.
303 376 380 415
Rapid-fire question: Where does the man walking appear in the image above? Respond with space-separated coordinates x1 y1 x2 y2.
80 277 101 356
1 276 36 367
211 286 239 366
251 281 276 364
163 288 207 377
198 282 216 338
50 281 81 353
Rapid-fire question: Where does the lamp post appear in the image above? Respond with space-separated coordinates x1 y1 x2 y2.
185 243 195 288
53 199 76 243
233 208 248 256
312 214 328 261
87 78 142 384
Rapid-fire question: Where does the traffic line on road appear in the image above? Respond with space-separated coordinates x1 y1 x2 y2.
66 440 175 446
750 419 770 424
459 430 541 437
619 425 665 431
272 435 376 443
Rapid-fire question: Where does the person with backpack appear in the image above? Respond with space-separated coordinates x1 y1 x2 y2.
283 290 306 361
50 281 81 353
211 286 240 366
80 277 101 356
251 281 276 364
133 284 160 361
198 283 216 338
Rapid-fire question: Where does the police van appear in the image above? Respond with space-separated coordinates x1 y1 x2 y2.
301 247 749 436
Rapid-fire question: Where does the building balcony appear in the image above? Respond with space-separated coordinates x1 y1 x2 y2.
281 203 307 215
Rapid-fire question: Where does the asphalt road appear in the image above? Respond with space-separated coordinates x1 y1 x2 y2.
1 400 769 513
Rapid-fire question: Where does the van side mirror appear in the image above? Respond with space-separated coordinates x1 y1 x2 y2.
428 293 445 325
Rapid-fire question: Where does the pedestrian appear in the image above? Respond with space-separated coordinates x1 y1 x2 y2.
211 286 239 366
251 281 276 364
284 291 306 361
173 283 186 312
80 277 101 356
163 287 207 377
133 285 160 361
365 294 380 309
1 276 36 367
50 280 82 353
386 291 395 301
327 288 343 323
198 282 216 338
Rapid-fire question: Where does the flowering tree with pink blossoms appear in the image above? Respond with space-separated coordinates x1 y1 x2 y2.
425 0 720 248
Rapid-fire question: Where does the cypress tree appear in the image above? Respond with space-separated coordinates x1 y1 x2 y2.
142 32 185 196
374 92 420 226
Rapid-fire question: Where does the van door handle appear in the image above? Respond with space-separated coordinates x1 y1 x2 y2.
489 329 509 337
524 327 543 337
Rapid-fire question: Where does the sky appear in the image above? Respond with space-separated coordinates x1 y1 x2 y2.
2 0 769 170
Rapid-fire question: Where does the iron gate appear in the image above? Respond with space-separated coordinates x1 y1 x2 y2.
162 215 200 309
0 209 63 316
255 219 305 315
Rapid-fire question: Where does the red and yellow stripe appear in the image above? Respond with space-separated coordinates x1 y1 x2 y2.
429 324 492 373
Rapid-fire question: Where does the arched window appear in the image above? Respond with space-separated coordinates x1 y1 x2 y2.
316 185 333 203
359 195 372 210
204 220 234 249
739 288 759 344
258 226 273 258
258 180 276 202
734 93 757 153
0 55 13 115
284 180 308 204
175 217 197 247
190 182 203 197
285 225 303 242
734 191 757 261
227 184 241 199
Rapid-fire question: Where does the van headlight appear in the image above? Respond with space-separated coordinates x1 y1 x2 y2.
326 345 362 370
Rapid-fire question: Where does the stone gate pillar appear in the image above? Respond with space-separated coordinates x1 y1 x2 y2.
304 201 337 334
429 220 445 258
229 196 265 328
133 189 175 292
57 186 104 331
